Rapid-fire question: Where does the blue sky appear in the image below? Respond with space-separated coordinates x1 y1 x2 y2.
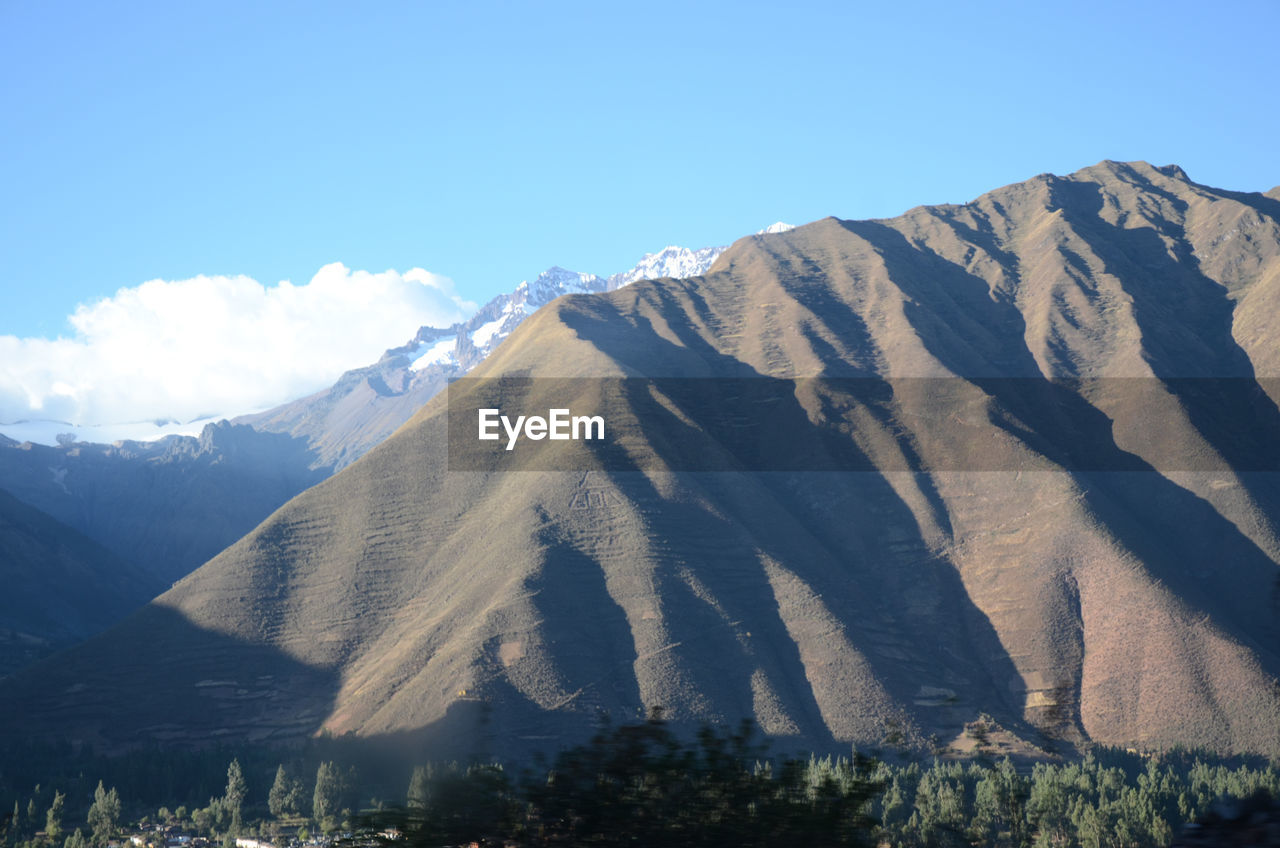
2 0 1278 435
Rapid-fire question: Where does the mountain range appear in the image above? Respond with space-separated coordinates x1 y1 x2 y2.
3 163 1279 763
0 423 331 584
0 243 735 674
234 244 729 471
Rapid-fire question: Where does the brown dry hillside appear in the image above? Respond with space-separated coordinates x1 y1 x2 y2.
4 160 1280 758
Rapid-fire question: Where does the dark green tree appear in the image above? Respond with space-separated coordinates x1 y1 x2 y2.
1026 765 1072 848
86 782 120 847
266 765 306 820
396 763 511 846
406 767 429 811
286 778 306 819
519 716 879 847
223 760 246 835
44 791 65 841
312 762 340 833
969 759 1029 848
63 829 87 848
267 766 290 820
912 764 967 846
191 806 212 836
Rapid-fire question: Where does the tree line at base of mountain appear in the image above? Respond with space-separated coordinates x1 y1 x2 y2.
3 717 1279 848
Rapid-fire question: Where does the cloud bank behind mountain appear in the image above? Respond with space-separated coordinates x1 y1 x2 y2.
0 264 475 443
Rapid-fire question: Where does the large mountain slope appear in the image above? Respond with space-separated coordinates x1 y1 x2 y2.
0 488 161 677
5 162 1279 759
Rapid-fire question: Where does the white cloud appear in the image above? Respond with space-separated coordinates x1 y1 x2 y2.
0 264 476 443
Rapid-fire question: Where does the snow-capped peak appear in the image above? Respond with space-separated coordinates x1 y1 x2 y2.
607 245 725 289
386 227 783 376
518 267 607 309
757 221 795 235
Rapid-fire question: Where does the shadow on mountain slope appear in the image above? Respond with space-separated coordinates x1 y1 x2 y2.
516 526 648 725
1053 178 1280 655
0 489 163 678
0 602 339 753
556 300 1041 752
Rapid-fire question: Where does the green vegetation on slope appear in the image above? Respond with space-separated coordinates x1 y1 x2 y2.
4 718 1279 848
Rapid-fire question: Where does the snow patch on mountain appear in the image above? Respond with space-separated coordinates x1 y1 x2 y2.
471 318 507 348
409 337 456 370
757 222 795 234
